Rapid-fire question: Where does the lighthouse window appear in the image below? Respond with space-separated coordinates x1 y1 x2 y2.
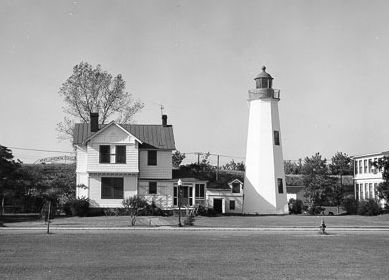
274 131 280 146
277 178 284 194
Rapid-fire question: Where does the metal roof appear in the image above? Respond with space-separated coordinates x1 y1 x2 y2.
255 66 273 80
73 123 176 150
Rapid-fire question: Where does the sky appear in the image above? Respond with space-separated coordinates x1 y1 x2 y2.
1 0 389 166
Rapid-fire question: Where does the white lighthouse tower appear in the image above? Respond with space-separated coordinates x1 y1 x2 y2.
243 66 288 215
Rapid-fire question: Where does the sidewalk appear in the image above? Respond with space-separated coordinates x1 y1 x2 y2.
2 214 389 232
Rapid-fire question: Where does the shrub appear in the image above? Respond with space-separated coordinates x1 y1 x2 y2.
196 204 217 217
307 205 325 215
122 195 150 226
341 195 358 215
64 197 90 217
288 198 303 214
357 199 382 216
184 215 195 226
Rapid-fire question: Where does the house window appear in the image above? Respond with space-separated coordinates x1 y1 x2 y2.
101 177 123 199
100 145 111 163
277 178 283 194
115 146 126 164
274 131 280 146
149 182 157 194
374 183 378 199
195 184 205 198
373 158 378 174
364 160 367 173
230 200 235 210
359 160 362 174
148 150 157 166
368 159 372 173
173 187 177 206
369 183 373 198
355 160 358 174
232 183 240 193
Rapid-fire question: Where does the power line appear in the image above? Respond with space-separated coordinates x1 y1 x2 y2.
184 152 245 160
7 146 74 154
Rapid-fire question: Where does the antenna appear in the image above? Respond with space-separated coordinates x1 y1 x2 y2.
160 104 164 116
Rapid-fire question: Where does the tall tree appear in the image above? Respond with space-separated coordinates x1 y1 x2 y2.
172 150 186 169
284 160 302 174
0 145 22 214
328 152 353 212
57 62 144 140
374 156 389 207
329 152 353 176
302 153 332 211
222 159 245 171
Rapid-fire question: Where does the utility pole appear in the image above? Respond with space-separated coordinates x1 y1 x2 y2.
216 155 220 181
47 201 51 234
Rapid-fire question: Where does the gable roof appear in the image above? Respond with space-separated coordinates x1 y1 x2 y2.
228 178 243 185
83 121 142 145
73 123 176 150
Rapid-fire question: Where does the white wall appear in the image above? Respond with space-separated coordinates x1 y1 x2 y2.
76 172 89 198
86 125 139 173
207 190 244 214
75 146 87 173
243 98 288 214
88 175 138 208
138 181 174 209
139 150 172 179
353 154 385 202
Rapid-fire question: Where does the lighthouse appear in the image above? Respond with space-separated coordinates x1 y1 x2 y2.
243 66 288 215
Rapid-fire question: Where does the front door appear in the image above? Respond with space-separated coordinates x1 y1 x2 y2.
178 186 193 207
213 198 223 214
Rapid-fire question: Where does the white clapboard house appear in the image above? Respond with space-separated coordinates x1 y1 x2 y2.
73 113 207 210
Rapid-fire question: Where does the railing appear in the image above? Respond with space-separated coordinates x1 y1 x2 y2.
248 88 280 100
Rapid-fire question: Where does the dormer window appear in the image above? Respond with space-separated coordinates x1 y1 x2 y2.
232 183 240 193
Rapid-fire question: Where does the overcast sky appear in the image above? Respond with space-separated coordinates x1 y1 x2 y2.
1 0 388 165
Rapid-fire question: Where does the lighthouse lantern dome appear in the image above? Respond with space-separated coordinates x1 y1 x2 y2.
255 66 273 89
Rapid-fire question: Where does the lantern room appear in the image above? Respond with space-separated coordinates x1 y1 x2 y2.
255 66 273 89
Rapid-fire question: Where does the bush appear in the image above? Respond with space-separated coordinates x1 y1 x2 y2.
288 198 303 214
196 204 217 216
122 196 149 213
307 205 325 215
64 197 90 217
341 195 358 215
357 199 382 216
184 215 195 226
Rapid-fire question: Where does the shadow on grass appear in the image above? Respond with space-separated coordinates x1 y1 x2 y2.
0 214 40 226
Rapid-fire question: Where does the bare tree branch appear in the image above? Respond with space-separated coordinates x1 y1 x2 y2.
57 62 144 141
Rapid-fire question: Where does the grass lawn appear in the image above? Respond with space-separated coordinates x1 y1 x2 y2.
1 230 388 280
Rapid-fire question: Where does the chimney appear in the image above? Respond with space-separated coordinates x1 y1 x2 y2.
90 113 99 132
162 115 167 127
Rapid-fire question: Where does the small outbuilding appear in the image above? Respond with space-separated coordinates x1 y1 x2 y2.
206 179 244 214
